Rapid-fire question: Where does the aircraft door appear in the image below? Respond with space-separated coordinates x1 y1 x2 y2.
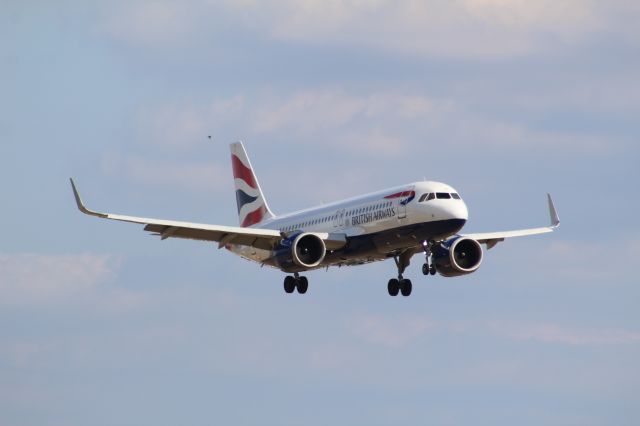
333 209 346 228
396 187 414 221
397 198 407 220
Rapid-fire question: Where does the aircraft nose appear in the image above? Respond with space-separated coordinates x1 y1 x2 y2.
444 199 469 222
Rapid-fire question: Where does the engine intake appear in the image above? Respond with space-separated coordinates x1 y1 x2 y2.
292 233 327 268
432 237 483 277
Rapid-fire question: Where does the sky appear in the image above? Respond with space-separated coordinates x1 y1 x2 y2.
1 0 640 425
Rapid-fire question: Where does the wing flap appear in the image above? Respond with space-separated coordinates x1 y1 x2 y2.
71 179 282 250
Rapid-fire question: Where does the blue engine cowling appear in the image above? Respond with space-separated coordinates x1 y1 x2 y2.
432 236 483 277
273 232 327 272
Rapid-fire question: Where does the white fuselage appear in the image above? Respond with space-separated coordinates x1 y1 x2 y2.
228 181 469 266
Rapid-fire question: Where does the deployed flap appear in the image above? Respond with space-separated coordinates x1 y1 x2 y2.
462 194 560 249
70 179 282 251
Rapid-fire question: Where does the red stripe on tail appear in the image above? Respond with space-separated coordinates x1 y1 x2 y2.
241 205 266 227
231 154 257 189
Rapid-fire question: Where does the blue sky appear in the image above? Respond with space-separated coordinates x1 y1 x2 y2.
2 1 639 425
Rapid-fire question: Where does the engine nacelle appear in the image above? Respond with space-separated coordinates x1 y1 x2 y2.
432 236 483 277
292 233 327 268
273 232 327 272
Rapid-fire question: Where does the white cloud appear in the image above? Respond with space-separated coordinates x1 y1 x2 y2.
346 313 640 348
253 91 450 135
491 322 640 345
349 314 440 347
219 0 604 57
142 90 612 158
136 96 247 149
102 1 195 48
252 91 366 134
0 253 119 306
100 0 638 58
538 239 639 282
101 153 228 193
122 87 620 204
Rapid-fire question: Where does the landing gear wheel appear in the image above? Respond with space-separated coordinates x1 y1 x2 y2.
284 276 296 294
297 276 309 294
388 279 400 296
400 279 413 297
422 264 429 275
430 265 436 275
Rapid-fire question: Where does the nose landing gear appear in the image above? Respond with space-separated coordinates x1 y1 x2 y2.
421 240 437 276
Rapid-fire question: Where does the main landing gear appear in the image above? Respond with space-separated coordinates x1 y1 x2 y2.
283 273 309 294
421 240 437 276
388 250 413 297
387 278 412 297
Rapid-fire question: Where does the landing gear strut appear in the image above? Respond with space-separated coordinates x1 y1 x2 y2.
283 273 309 294
421 240 437 276
388 250 413 297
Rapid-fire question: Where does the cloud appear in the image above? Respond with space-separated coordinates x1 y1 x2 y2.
221 0 605 57
253 90 448 134
135 96 246 149
349 314 438 347
346 313 640 348
101 153 228 193
533 239 640 282
102 1 195 48
491 322 640 345
136 89 617 162
0 253 119 306
99 0 638 58
252 90 366 134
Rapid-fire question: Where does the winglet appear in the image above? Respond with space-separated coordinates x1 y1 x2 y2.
69 178 108 218
547 193 560 228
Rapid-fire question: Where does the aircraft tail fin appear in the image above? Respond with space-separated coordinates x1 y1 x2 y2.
230 141 275 227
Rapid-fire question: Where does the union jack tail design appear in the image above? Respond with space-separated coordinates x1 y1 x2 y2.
230 141 275 227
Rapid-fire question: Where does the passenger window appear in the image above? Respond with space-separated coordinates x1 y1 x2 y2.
436 193 451 199
451 193 460 199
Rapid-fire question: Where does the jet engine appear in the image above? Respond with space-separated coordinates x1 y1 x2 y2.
273 232 328 272
432 236 483 277
291 233 327 268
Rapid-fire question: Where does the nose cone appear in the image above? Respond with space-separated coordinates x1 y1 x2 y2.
457 200 469 221
440 199 468 221
440 200 468 236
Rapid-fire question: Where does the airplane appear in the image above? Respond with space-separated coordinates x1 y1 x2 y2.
70 141 560 297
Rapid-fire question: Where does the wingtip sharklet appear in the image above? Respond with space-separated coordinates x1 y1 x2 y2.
69 178 108 218
547 193 560 228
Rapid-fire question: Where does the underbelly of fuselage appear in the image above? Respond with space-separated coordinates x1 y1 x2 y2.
228 218 466 272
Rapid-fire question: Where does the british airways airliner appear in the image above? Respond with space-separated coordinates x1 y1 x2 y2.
71 141 559 296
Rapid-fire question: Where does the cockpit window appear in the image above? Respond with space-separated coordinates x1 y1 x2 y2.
451 193 461 199
427 193 435 200
436 192 451 199
418 193 429 202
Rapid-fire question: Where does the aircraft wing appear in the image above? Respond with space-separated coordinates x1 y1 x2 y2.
462 194 560 249
70 179 282 250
